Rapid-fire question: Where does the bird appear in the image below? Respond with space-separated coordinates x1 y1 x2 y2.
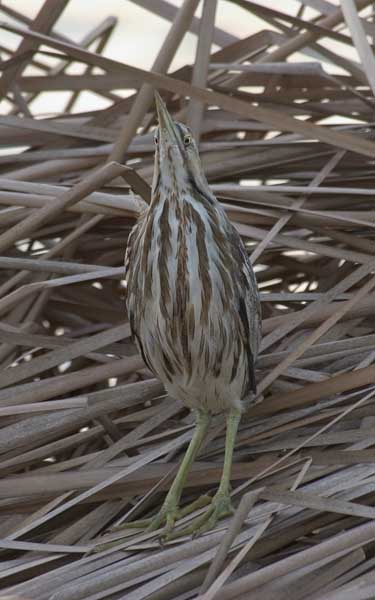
124 91 261 537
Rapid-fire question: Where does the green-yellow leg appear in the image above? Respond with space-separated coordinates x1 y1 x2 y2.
218 409 241 496
179 408 241 537
146 409 211 536
104 410 210 547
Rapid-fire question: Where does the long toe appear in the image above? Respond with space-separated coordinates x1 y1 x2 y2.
98 496 213 547
178 494 212 518
111 518 152 531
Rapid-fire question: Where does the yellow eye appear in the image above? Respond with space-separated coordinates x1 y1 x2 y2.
184 134 191 145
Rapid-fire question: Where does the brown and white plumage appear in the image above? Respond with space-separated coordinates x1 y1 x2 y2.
125 98 261 415
124 92 261 536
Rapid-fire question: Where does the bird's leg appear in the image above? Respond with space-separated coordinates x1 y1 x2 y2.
105 410 210 545
147 409 211 535
216 408 241 500
178 408 241 537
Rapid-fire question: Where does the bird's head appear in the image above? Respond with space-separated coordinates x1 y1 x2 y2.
153 91 208 197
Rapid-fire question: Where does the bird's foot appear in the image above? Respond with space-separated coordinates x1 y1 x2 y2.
93 507 178 551
147 501 180 536
106 502 179 540
104 495 212 545
176 492 234 538
147 494 212 540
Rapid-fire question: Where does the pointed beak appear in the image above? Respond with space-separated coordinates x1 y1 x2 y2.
154 91 182 150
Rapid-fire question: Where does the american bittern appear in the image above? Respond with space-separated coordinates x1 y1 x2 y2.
124 92 261 537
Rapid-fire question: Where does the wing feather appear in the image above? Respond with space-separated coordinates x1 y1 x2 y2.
228 225 261 394
124 219 142 339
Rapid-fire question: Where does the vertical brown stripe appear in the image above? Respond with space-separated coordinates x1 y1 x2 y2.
190 206 212 325
158 199 172 317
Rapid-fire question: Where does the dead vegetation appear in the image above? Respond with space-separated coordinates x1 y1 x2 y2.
0 1 375 599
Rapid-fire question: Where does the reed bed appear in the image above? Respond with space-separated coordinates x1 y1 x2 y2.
0 1 375 598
